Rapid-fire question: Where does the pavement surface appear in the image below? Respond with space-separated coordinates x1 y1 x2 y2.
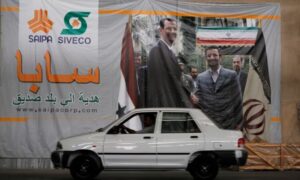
0 169 300 180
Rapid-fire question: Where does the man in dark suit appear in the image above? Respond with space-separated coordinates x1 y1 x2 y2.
194 46 243 129
178 61 195 96
232 55 248 95
147 18 192 108
189 66 199 89
134 52 147 108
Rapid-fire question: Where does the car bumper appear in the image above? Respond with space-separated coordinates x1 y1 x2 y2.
215 150 248 166
235 150 248 165
51 151 72 168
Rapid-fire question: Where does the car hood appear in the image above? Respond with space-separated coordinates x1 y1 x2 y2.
62 131 98 140
60 131 105 150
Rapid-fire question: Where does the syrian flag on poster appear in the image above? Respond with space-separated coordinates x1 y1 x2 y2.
116 21 138 118
196 27 258 46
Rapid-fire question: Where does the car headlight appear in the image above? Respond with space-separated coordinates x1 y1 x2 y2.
56 142 63 150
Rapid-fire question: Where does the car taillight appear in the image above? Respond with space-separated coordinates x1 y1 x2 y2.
238 138 245 148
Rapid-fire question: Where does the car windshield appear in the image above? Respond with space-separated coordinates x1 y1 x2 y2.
96 120 117 132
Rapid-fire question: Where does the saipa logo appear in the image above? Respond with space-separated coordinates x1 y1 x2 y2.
58 11 92 45
28 9 53 43
61 11 90 35
28 9 53 33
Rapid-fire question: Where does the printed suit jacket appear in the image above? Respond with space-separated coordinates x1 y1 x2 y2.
196 67 243 129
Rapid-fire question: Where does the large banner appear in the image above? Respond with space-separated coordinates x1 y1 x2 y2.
0 0 280 160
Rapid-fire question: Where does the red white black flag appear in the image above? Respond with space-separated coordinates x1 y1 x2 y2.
116 21 138 118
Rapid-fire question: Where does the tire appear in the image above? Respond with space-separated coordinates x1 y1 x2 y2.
70 154 102 180
189 154 219 180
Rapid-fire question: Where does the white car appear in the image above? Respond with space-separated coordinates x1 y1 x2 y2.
51 108 247 180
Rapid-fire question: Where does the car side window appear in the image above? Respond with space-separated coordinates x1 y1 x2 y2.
161 112 201 133
111 112 157 134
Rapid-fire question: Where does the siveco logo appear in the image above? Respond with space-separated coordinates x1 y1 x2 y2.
61 12 90 35
28 9 53 33
58 11 92 44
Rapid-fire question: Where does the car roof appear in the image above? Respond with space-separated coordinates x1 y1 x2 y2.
130 108 199 112
128 108 204 115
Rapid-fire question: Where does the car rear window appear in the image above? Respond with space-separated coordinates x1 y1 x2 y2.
161 112 201 133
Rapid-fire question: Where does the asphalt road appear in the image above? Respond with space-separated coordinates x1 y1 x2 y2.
0 169 300 180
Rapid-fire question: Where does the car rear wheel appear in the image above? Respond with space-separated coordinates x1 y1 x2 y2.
189 154 219 180
70 154 102 180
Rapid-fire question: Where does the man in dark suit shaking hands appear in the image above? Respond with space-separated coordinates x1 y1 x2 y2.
147 18 193 108
194 46 243 130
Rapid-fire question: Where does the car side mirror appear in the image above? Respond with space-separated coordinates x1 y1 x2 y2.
108 126 120 134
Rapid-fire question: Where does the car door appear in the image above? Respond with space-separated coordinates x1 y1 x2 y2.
103 112 158 168
156 111 205 168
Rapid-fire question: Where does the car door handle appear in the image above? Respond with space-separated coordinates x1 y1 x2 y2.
143 136 153 139
190 136 198 139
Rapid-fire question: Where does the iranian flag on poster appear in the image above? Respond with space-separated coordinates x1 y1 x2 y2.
243 64 271 142
196 27 257 47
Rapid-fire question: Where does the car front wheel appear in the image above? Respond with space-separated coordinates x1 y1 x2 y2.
189 154 219 180
70 154 102 180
